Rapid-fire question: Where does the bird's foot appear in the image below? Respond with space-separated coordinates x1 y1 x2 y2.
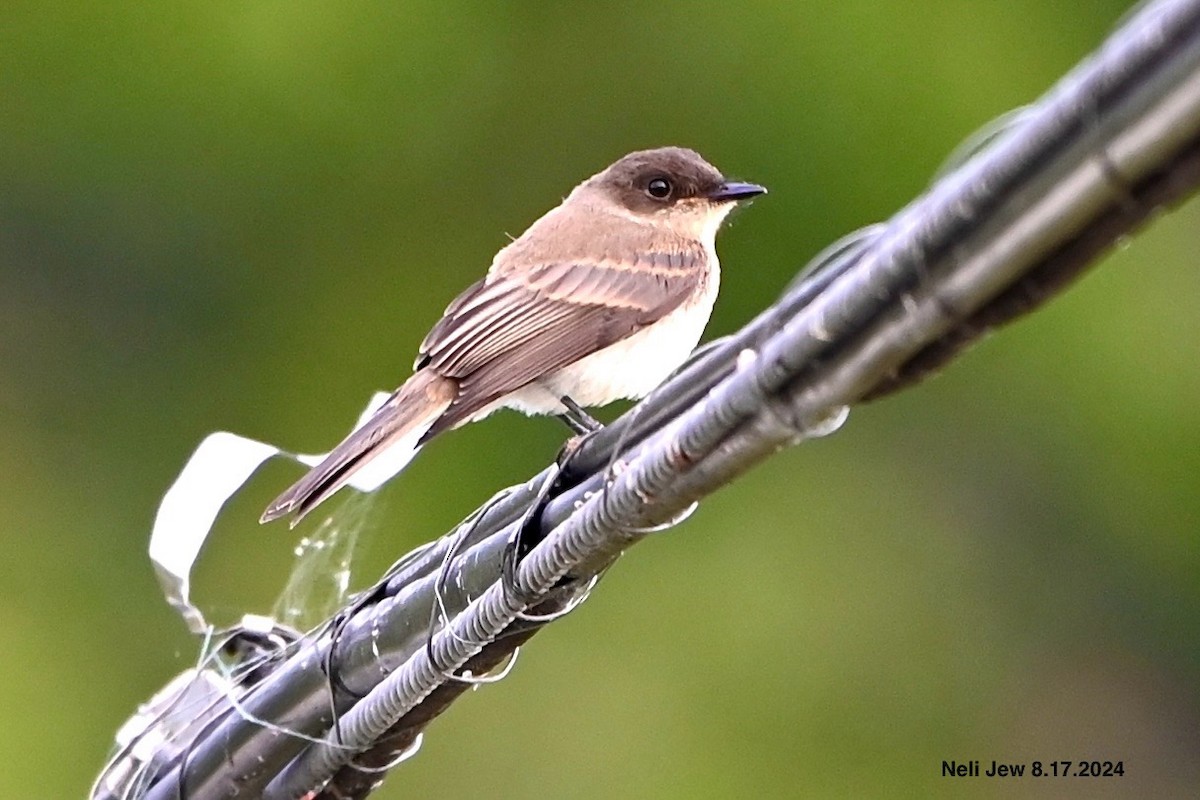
557 395 603 435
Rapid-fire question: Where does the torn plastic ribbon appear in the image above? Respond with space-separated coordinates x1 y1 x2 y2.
149 391 396 634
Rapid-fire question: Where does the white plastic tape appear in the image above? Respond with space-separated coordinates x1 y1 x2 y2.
149 391 396 633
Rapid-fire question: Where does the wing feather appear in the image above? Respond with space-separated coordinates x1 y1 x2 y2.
418 247 707 434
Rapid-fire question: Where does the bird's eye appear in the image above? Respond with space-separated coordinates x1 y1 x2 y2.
646 177 672 200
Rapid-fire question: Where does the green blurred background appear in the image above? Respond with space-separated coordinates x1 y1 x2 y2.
3 2 1198 797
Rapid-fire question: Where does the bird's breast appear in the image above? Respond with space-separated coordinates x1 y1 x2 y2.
509 258 720 413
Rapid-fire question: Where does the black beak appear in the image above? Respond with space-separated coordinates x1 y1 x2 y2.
707 181 767 202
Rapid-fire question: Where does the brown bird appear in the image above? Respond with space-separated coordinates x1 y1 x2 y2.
261 147 765 526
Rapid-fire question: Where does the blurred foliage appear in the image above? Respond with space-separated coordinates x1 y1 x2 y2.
2 2 1197 797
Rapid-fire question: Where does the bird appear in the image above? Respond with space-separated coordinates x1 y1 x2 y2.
260 146 765 526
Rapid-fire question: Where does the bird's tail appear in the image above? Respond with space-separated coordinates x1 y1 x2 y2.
260 370 457 527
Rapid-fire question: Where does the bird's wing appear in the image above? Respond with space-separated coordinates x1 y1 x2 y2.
418 248 705 434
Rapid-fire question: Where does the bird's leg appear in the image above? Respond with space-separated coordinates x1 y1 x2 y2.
557 395 603 434
501 433 591 599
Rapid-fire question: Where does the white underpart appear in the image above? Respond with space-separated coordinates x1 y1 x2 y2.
496 205 728 418
518 262 718 410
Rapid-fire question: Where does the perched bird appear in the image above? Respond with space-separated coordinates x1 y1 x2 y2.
261 147 765 526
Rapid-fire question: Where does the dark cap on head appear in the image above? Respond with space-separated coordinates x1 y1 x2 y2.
592 146 766 213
